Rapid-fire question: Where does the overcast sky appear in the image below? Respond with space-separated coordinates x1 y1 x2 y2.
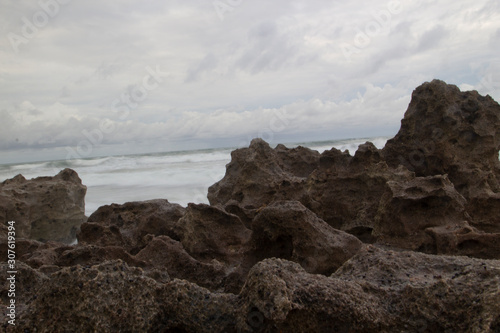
1 0 499 163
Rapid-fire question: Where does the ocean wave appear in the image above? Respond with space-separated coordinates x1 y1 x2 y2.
0 137 392 215
295 136 390 154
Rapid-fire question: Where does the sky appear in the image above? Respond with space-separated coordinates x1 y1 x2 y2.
1 0 499 164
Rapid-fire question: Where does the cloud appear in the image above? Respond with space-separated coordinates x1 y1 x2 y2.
416 25 449 51
185 53 219 83
0 0 499 162
0 82 410 153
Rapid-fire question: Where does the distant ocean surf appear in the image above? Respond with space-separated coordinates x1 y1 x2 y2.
0 137 389 216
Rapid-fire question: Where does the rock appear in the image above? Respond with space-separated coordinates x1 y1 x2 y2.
351 141 383 166
6 251 499 332
207 80 500 259
175 203 251 263
1 237 147 271
80 199 185 254
0 261 49 306
0 238 46 267
208 138 317 210
274 143 322 177
334 246 500 332
381 79 500 230
55 244 146 268
208 138 397 241
250 201 363 275
222 199 259 229
207 137 409 242
465 191 500 233
13 260 239 332
239 248 500 332
305 147 413 236
77 222 126 248
238 258 389 332
15 260 167 332
425 221 500 259
374 174 469 252
14 240 69 269
135 235 228 291
381 80 500 178
2 80 500 331
0 169 86 243
160 278 239 332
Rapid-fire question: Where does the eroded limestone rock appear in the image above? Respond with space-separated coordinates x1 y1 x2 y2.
0 169 86 243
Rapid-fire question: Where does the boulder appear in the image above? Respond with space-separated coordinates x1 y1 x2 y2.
134 235 228 291
208 139 317 210
15 260 168 332
334 246 500 332
0 168 86 243
159 278 239 332
174 203 251 263
12 260 239 332
238 258 389 332
374 174 469 252
239 248 500 332
425 221 500 259
79 199 185 254
250 201 363 275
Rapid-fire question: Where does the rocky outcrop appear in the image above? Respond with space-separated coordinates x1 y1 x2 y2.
208 139 318 212
382 81 500 181
373 174 470 252
425 221 500 259
5 249 499 332
250 201 363 275
174 203 251 263
332 246 500 332
239 249 500 332
8 260 241 332
76 200 363 293
381 80 500 231
135 235 228 290
79 199 185 254
209 80 500 258
208 138 406 242
0 168 86 243
2 80 500 332
305 144 411 235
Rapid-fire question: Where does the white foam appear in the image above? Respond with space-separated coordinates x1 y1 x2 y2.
296 136 389 154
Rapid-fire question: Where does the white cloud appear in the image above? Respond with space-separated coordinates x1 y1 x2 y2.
0 82 410 153
0 0 499 162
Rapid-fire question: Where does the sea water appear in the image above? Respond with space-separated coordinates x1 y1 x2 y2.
0 137 389 216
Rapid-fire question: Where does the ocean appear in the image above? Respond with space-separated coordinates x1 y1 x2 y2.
0 137 389 216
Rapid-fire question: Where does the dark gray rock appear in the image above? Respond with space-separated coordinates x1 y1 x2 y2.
0 169 86 243
79 199 185 254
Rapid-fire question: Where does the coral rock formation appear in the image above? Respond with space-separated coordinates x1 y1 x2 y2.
1 80 499 332
0 168 86 243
